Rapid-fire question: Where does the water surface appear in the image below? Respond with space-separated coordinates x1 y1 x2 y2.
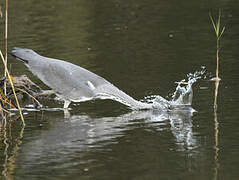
1 0 239 179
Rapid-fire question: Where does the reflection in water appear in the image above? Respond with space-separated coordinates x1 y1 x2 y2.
15 107 197 174
2 126 9 178
169 108 196 150
213 79 220 180
213 105 219 180
1 124 25 179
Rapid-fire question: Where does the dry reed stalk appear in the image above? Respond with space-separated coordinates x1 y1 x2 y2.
4 0 8 95
0 50 25 126
16 88 42 107
0 88 17 108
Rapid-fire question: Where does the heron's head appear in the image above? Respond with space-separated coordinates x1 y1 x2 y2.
9 47 39 64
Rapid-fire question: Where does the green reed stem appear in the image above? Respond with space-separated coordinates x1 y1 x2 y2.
209 10 225 79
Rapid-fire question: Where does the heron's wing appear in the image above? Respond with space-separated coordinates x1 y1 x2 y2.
30 60 101 100
63 61 110 87
29 56 115 101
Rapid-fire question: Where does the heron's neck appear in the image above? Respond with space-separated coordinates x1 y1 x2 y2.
126 98 153 110
96 85 152 110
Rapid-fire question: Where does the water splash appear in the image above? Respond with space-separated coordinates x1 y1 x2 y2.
144 67 206 110
170 67 206 105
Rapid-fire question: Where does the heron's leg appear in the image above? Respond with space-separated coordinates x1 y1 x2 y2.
64 109 71 118
64 100 71 109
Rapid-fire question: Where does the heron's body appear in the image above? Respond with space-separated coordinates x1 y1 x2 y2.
9 47 152 110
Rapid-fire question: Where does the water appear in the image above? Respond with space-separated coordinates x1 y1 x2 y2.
1 0 239 179
144 67 206 110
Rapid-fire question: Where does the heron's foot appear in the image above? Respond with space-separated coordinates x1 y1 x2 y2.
64 100 71 109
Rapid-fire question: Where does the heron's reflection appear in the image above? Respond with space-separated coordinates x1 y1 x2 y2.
18 107 197 165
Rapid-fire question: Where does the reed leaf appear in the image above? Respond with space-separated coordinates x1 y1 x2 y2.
209 13 217 35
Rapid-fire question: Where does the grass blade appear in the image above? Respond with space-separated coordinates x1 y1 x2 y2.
216 10 221 37
209 12 217 34
219 26 225 39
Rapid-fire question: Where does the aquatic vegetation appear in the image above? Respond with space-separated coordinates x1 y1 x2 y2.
0 0 25 126
209 10 225 108
209 10 225 80
209 10 225 179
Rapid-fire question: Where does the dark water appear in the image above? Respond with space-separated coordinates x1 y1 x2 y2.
1 0 239 179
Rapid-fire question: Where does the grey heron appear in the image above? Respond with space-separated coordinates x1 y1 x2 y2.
9 47 152 110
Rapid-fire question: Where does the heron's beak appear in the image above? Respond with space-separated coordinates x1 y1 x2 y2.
8 51 15 57
8 51 29 64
